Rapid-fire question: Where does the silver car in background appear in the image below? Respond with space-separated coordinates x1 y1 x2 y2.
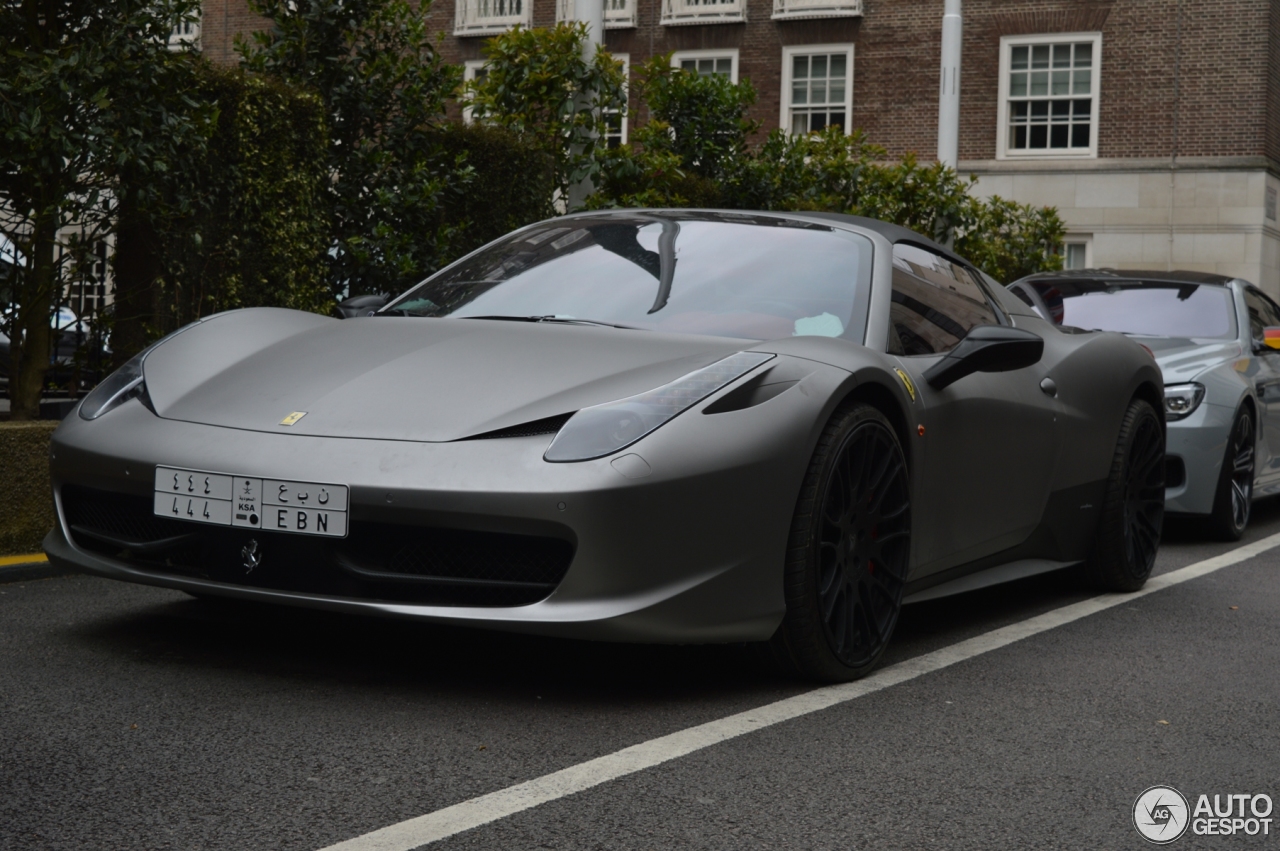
1009 270 1278 540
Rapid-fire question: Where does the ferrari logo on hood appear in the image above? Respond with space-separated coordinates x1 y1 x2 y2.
279 411 308 426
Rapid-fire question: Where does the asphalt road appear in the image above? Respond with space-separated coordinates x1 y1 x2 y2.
2 506 1278 850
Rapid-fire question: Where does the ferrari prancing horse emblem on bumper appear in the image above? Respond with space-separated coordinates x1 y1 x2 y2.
241 539 262 573
279 411 308 426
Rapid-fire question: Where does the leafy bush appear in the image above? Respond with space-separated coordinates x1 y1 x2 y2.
588 60 1065 282
465 24 627 206
155 65 332 326
430 123 556 258
0 421 57 556
242 0 464 295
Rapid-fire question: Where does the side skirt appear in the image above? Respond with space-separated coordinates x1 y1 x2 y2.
901 478 1106 602
902 557 1080 604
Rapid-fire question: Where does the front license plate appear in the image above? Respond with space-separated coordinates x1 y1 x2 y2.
154 467 349 538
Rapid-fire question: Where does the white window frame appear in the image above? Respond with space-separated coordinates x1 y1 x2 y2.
772 0 862 20
555 0 637 29
661 0 746 26
167 13 200 49
779 44 854 135
1062 234 1093 270
670 49 739 83
996 32 1101 160
604 54 631 147
453 0 531 37
461 60 488 125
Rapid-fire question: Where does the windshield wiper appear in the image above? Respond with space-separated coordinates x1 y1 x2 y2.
462 315 637 329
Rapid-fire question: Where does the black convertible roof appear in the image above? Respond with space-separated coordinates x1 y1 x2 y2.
1016 268 1236 286
784 212 965 264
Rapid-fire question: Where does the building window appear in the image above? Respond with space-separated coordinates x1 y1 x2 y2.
772 0 862 21
1062 237 1091 270
461 60 489 124
454 0 530 37
604 54 630 148
671 50 738 82
661 0 746 26
555 0 636 29
780 45 853 134
168 13 200 49
998 34 1101 159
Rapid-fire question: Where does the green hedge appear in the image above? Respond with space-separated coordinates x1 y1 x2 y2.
0 421 57 556
432 122 557 261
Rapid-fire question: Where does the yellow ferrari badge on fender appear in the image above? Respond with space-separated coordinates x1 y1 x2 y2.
894 368 917 402
279 411 308 426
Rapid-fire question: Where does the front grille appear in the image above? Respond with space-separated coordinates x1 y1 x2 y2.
62 485 574 607
63 486 188 545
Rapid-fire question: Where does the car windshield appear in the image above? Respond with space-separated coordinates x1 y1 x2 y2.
1023 280 1236 339
383 212 874 341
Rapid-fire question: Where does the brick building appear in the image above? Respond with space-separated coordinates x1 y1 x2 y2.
195 0 1280 293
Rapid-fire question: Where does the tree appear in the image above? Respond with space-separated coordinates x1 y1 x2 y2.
241 0 464 295
587 63 1066 283
465 23 627 208
155 66 332 327
0 0 208 419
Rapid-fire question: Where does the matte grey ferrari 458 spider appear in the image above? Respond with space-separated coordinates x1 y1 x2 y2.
46 211 1165 681
1009 269 1279 541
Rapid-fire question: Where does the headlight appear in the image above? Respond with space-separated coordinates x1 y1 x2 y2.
78 318 210 420
79 349 151 420
1163 383 1205 421
544 351 775 462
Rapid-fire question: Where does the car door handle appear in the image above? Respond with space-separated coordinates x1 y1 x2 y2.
1040 377 1058 397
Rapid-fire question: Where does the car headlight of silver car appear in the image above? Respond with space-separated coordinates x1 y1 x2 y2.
544 351 775 462
78 318 214 420
78 349 152 420
1163 382 1206 421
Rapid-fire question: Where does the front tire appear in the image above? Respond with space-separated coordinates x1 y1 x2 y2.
1207 405 1255 541
1084 398 1164 591
771 403 912 682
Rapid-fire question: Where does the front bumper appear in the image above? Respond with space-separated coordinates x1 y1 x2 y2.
46 370 837 642
1164 401 1235 515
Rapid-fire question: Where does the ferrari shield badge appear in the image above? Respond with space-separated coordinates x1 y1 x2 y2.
279 411 308 426
894 368 917 402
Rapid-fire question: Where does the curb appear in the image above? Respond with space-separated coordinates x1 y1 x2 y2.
0 554 76 584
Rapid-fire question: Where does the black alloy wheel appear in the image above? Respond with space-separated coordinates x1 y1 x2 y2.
1209 407 1255 541
772 403 912 681
1086 398 1165 591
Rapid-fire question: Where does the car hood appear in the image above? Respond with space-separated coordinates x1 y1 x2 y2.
142 308 751 442
1138 335 1243 383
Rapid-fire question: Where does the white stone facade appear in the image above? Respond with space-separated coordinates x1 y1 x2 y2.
965 157 1280 295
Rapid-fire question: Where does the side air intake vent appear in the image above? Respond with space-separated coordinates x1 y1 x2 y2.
464 413 574 441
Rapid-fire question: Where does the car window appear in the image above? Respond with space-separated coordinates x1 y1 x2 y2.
887 244 1000 355
384 212 875 342
1025 279 1236 338
1244 287 1280 344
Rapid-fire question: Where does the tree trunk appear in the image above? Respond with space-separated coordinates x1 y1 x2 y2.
9 210 57 421
111 192 162 368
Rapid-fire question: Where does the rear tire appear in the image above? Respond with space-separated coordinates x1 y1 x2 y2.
1084 398 1164 592
1207 406 1255 541
770 403 912 682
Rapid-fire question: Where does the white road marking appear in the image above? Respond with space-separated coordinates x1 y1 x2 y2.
318 531 1280 851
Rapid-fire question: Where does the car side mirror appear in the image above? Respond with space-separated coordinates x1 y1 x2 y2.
923 325 1044 391
334 293 389 319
